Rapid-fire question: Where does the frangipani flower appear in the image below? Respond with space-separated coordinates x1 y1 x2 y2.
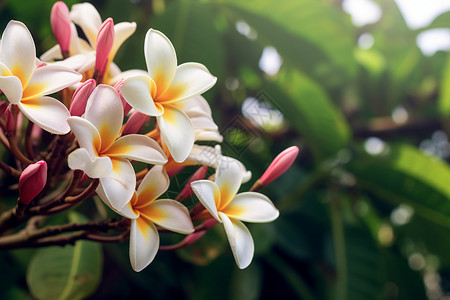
0 21 82 134
120 29 217 163
111 165 194 272
191 157 279 269
67 84 167 210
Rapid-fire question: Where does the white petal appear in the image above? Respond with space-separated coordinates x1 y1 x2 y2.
18 96 70 134
195 130 223 143
190 111 218 131
224 192 279 223
110 22 136 60
110 193 139 220
70 3 102 47
177 95 212 116
0 21 36 88
215 157 244 208
22 65 81 100
98 158 136 210
158 63 216 103
136 165 169 204
40 44 62 62
85 85 123 152
144 29 177 97
190 180 221 222
67 117 101 156
141 199 194 234
157 104 194 163
186 145 221 167
129 218 159 272
0 74 22 104
51 54 90 71
108 69 149 86
107 134 167 165
68 148 112 178
120 74 161 116
219 212 254 269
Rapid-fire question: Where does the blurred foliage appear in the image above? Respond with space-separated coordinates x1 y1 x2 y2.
2 0 450 299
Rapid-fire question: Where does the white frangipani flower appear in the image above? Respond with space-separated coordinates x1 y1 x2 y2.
191 157 279 269
0 21 81 134
67 84 167 210
120 29 217 163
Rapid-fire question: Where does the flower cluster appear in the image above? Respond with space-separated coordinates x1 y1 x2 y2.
0 2 298 272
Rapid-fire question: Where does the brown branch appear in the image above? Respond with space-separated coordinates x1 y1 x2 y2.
0 160 20 178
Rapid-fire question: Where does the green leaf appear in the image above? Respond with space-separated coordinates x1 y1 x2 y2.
220 0 356 78
349 143 450 229
265 69 351 160
424 11 450 30
438 52 450 117
229 262 262 300
26 212 103 300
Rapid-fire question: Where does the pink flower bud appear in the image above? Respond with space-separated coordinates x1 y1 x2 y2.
122 111 150 135
114 79 132 115
69 79 96 117
260 146 299 185
95 18 115 77
51 1 71 53
19 160 47 205
177 166 208 201
0 101 8 116
5 106 15 132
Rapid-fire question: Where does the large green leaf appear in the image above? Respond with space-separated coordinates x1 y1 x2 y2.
349 143 450 228
265 69 351 160
219 0 356 79
438 52 450 117
26 212 103 300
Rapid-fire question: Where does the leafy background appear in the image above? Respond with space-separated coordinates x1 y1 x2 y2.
1 0 450 299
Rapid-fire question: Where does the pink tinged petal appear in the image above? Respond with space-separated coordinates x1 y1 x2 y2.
141 199 194 234
85 85 123 152
19 160 47 205
21 65 82 100
144 29 177 98
157 104 194 163
0 75 22 104
99 158 136 210
51 2 71 52
0 21 36 88
120 74 161 116
158 63 217 103
113 78 132 115
70 3 102 47
260 146 299 185
190 180 221 222
177 166 208 201
109 69 149 87
107 134 167 165
223 192 279 223
215 157 244 209
136 165 169 206
67 117 101 156
5 106 15 131
69 79 96 117
219 212 254 269
95 18 115 75
67 148 112 178
18 96 70 134
110 22 136 61
129 218 159 272
122 110 150 135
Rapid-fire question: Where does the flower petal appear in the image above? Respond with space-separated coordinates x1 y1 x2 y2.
67 117 101 156
158 63 217 103
18 96 70 134
108 134 167 165
102 191 139 220
0 74 22 104
129 218 159 272
85 85 123 152
0 21 36 88
67 148 112 178
136 165 169 206
98 158 136 210
223 192 279 223
219 212 254 269
22 64 81 100
144 29 177 98
120 74 161 116
215 157 244 209
176 95 212 116
110 22 136 61
70 3 102 47
157 104 194 163
186 145 222 167
190 180 221 222
141 199 194 234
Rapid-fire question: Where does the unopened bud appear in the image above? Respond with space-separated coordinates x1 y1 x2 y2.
51 1 71 54
94 18 114 79
5 106 15 132
0 101 8 116
122 110 150 135
176 166 208 202
18 160 47 205
69 79 96 117
260 146 299 185
114 79 132 115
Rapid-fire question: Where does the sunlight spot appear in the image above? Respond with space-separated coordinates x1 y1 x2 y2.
408 253 426 271
378 224 394 246
235 21 257 40
358 33 375 49
364 137 386 155
342 0 382 27
417 29 450 56
242 97 284 132
390 204 414 226
259 46 282 76
391 106 408 124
